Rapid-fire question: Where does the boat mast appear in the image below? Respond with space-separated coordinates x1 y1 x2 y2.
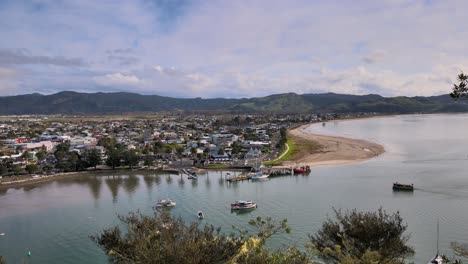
437 219 439 256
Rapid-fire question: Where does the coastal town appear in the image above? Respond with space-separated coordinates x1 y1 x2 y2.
0 112 378 186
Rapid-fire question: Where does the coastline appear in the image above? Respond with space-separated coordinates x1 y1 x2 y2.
282 122 385 168
0 168 174 190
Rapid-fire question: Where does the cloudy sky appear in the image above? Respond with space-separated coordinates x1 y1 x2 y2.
1 0 467 98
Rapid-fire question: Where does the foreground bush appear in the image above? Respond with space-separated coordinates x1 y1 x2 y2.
308 208 414 264
92 209 308 264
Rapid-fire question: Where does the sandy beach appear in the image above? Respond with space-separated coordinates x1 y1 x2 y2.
282 123 385 167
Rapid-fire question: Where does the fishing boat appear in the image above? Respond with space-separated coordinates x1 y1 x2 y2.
197 211 204 219
250 171 269 180
156 199 176 207
392 182 414 191
231 200 257 210
293 166 311 174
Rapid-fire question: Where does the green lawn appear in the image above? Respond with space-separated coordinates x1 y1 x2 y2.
263 138 296 166
205 163 231 169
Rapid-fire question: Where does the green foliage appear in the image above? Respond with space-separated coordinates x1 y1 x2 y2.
93 210 309 264
106 148 122 169
93 210 245 264
248 216 291 240
123 149 139 169
450 72 468 100
2 91 468 115
85 148 102 169
25 163 39 174
0 255 4 264
35 150 47 161
0 165 7 176
308 208 414 263
56 142 70 153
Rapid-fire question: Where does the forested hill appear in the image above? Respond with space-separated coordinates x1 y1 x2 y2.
0 91 467 115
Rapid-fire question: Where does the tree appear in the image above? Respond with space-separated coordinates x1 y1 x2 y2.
450 72 468 100
190 147 197 156
92 209 306 264
0 165 8 176
54 150 66 163
25 163 39 174
153 141 164 154
86 148 102 169
308 208 414 264
21 150 32 160
143 155 154 167
56 142 70 152
217 148 225 156
106 148 122 170
123 149 139 169
35 150 47 161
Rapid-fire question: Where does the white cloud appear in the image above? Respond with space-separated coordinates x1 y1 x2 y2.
1 0 468 97
93 73 141 87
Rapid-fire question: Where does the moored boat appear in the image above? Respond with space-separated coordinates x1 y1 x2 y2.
293 166 311 174
392 182 414 191
197 211 204 219
156 198 176 207
250 171 269 180
231 200 257 210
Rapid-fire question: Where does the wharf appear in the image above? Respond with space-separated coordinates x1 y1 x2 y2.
226 173 251 182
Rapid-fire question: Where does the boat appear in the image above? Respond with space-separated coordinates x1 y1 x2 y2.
293 166 311 174
197 211 204 219
231 200 257 210
183 169 198 180
392 182 414 191
428 220 444 264
250 171 269 180
156 199 176 207
0 233 5 236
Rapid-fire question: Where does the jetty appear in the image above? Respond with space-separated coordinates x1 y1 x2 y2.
226 173 251 182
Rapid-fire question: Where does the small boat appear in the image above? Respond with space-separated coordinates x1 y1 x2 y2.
231 200 257 210
0 233 5 236
197 211 204 219
393 182 414 191
293 166 311 174
156 199 176 207
428 220 444 264
251 171 269 180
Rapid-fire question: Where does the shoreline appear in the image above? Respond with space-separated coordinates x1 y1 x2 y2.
282 122 385 168
0 168 177 190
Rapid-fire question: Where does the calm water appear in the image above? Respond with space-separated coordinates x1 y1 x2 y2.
1 114 468 263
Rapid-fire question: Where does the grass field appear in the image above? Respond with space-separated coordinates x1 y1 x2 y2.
263 131 322 166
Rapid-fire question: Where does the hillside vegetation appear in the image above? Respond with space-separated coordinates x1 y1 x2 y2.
1 91 467 114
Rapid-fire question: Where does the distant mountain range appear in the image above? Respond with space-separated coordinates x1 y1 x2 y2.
0 91 466 115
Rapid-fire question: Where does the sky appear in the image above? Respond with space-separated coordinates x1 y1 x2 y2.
1 0 468 98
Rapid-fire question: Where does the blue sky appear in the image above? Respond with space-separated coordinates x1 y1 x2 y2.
0 0 467 98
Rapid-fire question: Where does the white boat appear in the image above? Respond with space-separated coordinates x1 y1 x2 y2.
428 255 444 264
0 233 5 236
250 171 269 180
231 200 257 210
156 199 176 207
197 211 204 219
428 220 444 264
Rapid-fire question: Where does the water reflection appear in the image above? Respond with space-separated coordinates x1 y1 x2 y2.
166 175 172 184
143 174 154 192
123 175 140 197
154 175 161 185
87 176 102 201
105 175 123 203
